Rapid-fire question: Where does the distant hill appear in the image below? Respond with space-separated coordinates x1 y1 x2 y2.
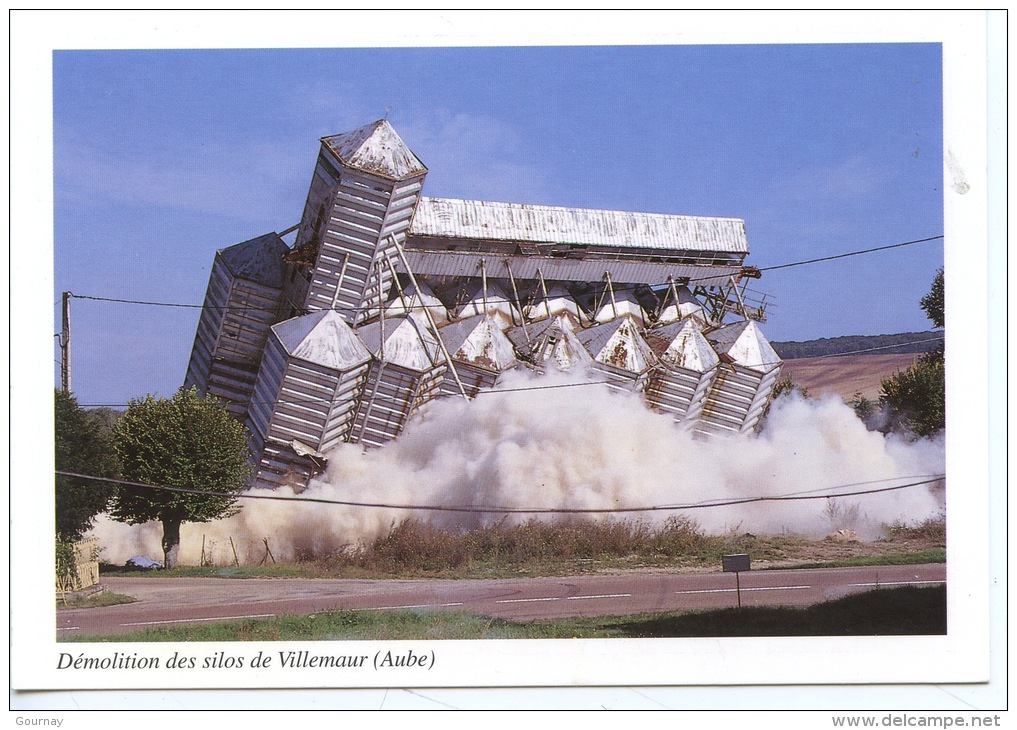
771 331 944 360
779 353 922 402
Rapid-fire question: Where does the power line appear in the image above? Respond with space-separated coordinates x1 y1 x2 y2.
55 470 944 516
757 236 943 273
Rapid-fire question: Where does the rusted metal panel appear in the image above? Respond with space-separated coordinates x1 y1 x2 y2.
409 197 748 254
578 318 656 374
439 315 518 372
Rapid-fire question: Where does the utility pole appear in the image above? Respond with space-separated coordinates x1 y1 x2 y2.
60 291 71 393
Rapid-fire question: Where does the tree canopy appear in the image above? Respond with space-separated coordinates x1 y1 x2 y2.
110 387 250 567
920 268 945 330
55 390 120 541
871 269 946 438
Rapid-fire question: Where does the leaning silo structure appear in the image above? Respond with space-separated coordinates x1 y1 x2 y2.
246 309 373 490
287 120 428 325
436 314 518 399
697 319 783 437
576 317 657 394
184 232 291 418
643 317 721 427
348 315 448 449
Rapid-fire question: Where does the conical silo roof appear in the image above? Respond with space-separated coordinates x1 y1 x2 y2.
647 318 720 373
454 281 520 329
656 285 705 325
218 232 289 288
706 320 781 372
525 283 587 323
321 119 427 181
438 315 517 371
386 280 449 326
357 315 441 372
594 288 647 326
272 310 372 371
577 318 656 374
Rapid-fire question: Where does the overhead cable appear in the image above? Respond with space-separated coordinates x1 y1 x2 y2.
55 471 944 516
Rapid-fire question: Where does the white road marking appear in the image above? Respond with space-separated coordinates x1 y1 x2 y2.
847 580 945 588
121 613 276 627
565 593 632 601
56 627 80 631
367 602 463 611
676 585 812 595
496 596 562 604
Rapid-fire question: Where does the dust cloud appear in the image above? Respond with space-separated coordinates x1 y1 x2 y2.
89 369 945 566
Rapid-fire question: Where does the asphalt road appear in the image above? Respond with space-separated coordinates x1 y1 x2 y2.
56 563 946 637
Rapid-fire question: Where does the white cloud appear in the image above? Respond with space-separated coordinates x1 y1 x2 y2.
396 110 556 203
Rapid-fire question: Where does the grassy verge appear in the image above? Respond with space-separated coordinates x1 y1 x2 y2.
58 591 136 610
100 516 946 580
61 585 944 642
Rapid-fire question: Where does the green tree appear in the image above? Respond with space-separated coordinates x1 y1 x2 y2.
55 390 121 541
880 352 945 437
878 269 946 437
110 387 250 568
920 268 945 330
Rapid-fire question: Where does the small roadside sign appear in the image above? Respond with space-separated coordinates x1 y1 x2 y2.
722 553 750 606
722 553 750 573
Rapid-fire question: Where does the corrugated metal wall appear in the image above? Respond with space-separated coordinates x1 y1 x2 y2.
303 161 425 324
247 323 372 490
184 250 286 418
695 362 783 437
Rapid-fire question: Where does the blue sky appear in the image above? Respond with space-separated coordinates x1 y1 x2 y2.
52 43 945 407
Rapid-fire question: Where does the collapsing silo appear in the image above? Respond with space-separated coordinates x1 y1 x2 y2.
576 317 656 394
436 314 518 399
286 120 428 324
183 232 291 418
183 119 788 491
246 309 373 490
643 317 721 428
348 315 448 449
697 319 782 437
507 313 593 374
